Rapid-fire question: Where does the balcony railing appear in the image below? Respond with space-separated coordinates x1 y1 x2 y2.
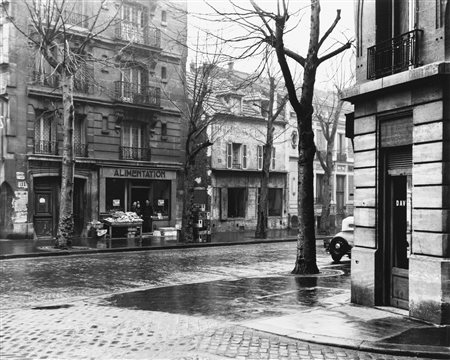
31 71 59 88
31 70 91 93
367 29 422 80
115 22 161 48
114 81 161 107
63 10 88 28
120 146 151 161
34 140 58 155
74 143 88 157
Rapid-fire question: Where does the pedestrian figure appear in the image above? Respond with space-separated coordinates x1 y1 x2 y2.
143 199 154 232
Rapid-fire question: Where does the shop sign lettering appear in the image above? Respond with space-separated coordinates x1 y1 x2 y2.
113 169 166 179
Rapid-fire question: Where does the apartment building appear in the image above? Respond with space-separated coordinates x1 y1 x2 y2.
343 0 449 324
286 95 354 231
0 0 187 239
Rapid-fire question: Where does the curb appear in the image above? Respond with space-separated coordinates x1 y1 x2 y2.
247 327 450 359
0 237 301 260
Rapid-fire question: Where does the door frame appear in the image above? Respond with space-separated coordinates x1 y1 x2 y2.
380 146 412 309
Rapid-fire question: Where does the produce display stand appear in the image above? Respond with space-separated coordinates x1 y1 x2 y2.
102 220 143 248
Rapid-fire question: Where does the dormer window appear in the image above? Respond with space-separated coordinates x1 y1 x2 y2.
223 94 242 115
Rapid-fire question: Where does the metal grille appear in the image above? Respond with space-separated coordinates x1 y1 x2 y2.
367 29 422 80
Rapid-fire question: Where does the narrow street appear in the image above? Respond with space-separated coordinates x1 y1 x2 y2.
0 242 425 359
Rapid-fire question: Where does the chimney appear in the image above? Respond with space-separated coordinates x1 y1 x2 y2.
228 61 234 71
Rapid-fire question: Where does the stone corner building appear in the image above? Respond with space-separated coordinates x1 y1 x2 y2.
342 0 449 324
0 1 187 239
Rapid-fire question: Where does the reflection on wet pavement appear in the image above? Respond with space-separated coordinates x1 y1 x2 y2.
1 242 347 309
105 275 350 321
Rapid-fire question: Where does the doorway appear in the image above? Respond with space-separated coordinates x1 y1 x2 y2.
383 147 412 310
34 177 59 238
387 175 410 309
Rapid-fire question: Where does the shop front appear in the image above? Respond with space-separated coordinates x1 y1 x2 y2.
99 167 177 230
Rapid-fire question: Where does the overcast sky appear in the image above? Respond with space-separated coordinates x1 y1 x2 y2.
185 0 355 84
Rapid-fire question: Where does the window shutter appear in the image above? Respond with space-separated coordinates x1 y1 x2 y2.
242 144 247 169
220 188 228 220
271 147 276 169
257 145 263 170
226 143 232 169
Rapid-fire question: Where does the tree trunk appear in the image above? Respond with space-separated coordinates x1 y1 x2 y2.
255 145 271 239
56 71 75 249
181 163 195 242
319 147 333 235
292 113 319 274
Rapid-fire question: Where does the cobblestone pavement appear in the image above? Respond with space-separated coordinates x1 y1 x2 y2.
1 300 421 360
0 243 425 359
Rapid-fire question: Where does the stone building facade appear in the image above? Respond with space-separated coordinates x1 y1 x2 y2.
0 0 187 239
343 0 449 324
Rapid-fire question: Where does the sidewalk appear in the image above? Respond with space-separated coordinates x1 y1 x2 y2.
0 229 302 259
243 302 450 358
1 231 449 358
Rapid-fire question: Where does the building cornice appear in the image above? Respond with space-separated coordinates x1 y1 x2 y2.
342 61 450 103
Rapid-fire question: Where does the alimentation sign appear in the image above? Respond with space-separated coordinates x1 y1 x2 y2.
102 168 176 180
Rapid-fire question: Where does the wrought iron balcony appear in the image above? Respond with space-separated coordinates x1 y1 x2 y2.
74 143 88 157
34 140 58 155
367 29 422 80
31 71 59 88
31 70 91 93
115 22 161 48
114 81 161 107
120 146 151 161
63 10 88 28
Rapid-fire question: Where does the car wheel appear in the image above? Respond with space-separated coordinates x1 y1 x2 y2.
329 237 348 263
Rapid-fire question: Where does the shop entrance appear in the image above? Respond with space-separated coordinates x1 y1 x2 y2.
383 147 412 310
387 175 409 309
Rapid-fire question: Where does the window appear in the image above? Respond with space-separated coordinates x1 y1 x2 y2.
242 144 247 169
315 174 324 204
161 122 168 140
161 10 167 26
268 188 283 216
122 122 142 148
226 143 232 169
226 142 245 169
271 147 276 169
121 122 148 160
161 66 167 83
228 188 246 218
120 65 148 101
120 3 147 43
257 145 275 170
257 145 263 170
34 111 57 154
74 115 87 157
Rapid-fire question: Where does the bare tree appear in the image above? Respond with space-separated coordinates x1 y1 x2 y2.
255 74 288 239
315 55 355 235
208 0 352 273
5 0 120 248
314 90 343 235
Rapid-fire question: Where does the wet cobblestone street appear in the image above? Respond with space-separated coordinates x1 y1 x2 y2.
0 243 429 359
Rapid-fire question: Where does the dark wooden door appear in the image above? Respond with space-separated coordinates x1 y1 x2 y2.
389 175 409 309
34 188 56 237
73 178 85 236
